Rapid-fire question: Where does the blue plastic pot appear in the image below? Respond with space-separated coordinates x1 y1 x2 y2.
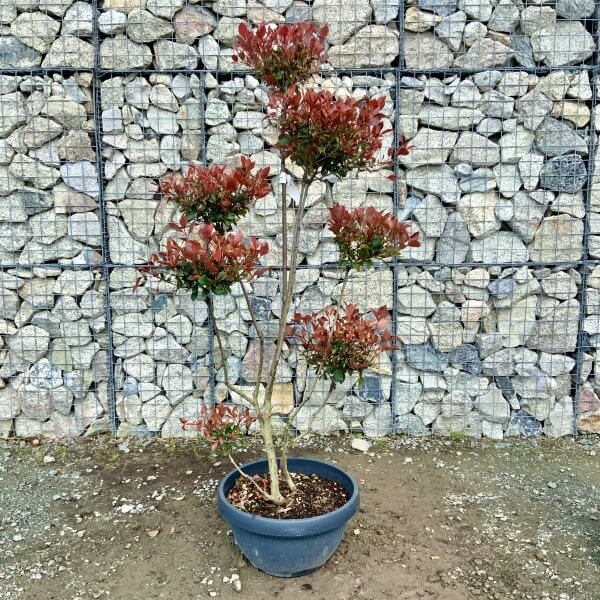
217 457 360 577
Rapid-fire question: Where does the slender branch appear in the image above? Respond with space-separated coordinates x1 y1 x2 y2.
228 454 282 504
280 453 295 492
281 159 288 294
241 285 266 407
288 380 336 449
337 266 351 307
287 366 323 424
264 174 314 409
207 296 256 407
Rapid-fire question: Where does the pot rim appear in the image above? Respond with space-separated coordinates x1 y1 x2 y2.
217 456 360 538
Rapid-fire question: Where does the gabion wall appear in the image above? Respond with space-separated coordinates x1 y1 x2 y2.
0 0 599 440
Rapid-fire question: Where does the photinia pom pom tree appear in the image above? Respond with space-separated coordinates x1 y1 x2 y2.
138 21 419 508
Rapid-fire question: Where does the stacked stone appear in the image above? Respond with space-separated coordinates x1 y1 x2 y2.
0 0 94 69
97 0 401 70
0 72 110 439
404 0 596 69
0 0 599 438
579 76 600 435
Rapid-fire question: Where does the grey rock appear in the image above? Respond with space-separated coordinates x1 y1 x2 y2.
515 89 553 131
294 405 346 435
449 344 482 375
530 214 583 263
42 36 94 69
488 0 519 33
404 33 454 69
418 0 458 16
322 26 401 69
406 165 460 204
60 162 99 198
475 387 510 424
9 325 50 362
10 12 60 53
454 38 513 69
544 397 573 437
362 403 393 437
62 2 94 36
436 212 470 264
371 0 400 23
396 413 428 435
156 40 199 69
471 232 529 264
98 10 127 34
313 0 371 44
413 194 447 238
535 117 588 158
100 38 153 69
419 105 484 131
435 11 466 52
539 154 587 193
531 22 595 67
400 128 458 168
505 410 542 436
126 9 174 43
0 37 42 69
404 343 449 372
527 299 579 353
555 0 595 19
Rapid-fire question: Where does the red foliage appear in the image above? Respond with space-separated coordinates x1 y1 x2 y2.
286 304 397 383
181 404 256 452
270 87 390 179
139 217 269 299
328 203 420 268
161 157 271 231
389 135 412 158
233 22 329 92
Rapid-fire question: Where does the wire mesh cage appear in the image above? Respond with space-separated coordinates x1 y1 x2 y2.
0 0 599 440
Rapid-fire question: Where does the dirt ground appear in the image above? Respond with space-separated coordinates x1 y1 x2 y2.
0 436 598 600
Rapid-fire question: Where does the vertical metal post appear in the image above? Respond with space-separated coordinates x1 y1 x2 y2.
91 0 119 435
572 11 600 434
199 72 217 406
390 65 402 432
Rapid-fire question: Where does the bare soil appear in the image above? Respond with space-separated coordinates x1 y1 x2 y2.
227 470 349 518
0 436 598 600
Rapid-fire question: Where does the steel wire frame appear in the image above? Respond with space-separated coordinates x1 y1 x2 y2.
0 2 598 436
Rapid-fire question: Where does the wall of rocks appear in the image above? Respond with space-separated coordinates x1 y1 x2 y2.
0 0 599 439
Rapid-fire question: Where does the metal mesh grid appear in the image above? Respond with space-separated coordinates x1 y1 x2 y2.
0 1 599 438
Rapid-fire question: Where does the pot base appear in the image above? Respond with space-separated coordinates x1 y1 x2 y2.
217 457 360 577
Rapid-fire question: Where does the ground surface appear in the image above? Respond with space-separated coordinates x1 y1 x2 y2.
0 436 598 600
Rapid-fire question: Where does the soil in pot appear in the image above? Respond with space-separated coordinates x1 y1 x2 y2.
226 471 349 519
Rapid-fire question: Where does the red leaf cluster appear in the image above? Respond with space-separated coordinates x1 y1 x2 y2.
233 22 329 92
139 218 269 299
328 203 420 269
181 404 256 452
286 304 397 383
161 157 271 231
270 87 389 179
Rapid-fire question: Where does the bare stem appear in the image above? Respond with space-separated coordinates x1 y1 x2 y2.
287 380 337 449
228 454 284 505
281 159 288 295
256 174 313 499
280 453 295 491
241 285 265 407
207 296 256 407
338 266 351 307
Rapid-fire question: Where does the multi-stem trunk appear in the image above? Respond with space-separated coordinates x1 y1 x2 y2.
260 170 313 501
